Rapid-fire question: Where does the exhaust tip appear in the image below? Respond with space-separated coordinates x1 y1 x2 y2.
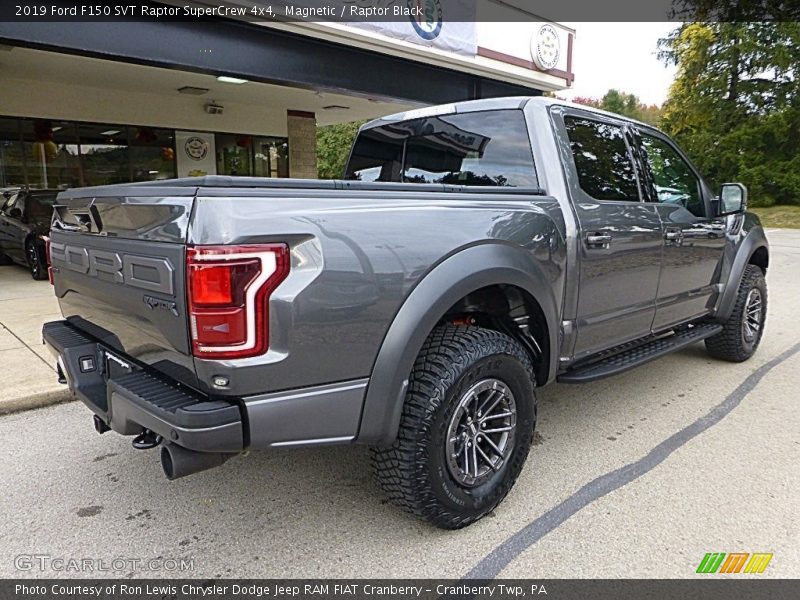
160 445 176 480
93 415 110 435
160 443 235 480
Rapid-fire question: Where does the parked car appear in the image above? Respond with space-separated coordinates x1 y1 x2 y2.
42 97 768 528
0 187 59 280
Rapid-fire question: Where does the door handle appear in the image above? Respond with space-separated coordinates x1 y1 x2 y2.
585 232 612 248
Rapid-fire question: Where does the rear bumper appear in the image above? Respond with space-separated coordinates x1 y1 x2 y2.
42 320 243 452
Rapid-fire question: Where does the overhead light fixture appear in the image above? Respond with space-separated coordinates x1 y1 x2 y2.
51 126 63 132
178 86 210 95
100 129 120 136
149 170 159 174
323 105 350 111
217 76 248 84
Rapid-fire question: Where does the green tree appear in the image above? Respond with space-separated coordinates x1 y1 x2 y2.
569 91 663 126
659 21 800 206
600 90 663 126
316 120 366 179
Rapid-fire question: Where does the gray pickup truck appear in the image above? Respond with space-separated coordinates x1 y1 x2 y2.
43 97 769 529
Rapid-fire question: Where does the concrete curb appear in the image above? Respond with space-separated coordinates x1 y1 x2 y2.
0 389 75 416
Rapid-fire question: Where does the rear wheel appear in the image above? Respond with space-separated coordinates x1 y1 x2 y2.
26 240 47 280
371 325 537 529
705 265 767 362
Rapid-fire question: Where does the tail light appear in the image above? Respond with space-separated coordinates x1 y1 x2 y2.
187 244 290 359
44 236 53 285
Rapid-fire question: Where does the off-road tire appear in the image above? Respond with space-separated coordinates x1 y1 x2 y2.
371 325 537 529
26 240 47 280
705 265 767 362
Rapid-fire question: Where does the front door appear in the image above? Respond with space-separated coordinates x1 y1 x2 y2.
559 113 664 361
635 130 727 330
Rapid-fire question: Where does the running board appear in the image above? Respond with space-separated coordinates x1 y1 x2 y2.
557 323 723 384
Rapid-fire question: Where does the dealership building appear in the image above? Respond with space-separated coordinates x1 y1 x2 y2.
0 1 574 189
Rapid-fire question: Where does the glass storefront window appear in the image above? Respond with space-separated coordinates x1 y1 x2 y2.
21 119 81 189
216 134 253 176
0 118 25 188
77 123 131 186
130 126 176 181
1 114 289 188
253 137 289 178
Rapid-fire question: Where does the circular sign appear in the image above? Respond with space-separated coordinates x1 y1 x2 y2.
184 136 208 161
409 0 443 41
531 24 560 71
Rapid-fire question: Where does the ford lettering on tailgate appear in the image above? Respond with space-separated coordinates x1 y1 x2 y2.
50 243 174 295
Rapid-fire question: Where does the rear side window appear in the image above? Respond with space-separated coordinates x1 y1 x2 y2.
564 116 640 202
345 109 537 187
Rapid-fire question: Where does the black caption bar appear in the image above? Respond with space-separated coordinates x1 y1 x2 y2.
2 580 800 600
1 0 799 22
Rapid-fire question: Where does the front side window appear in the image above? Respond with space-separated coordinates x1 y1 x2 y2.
564 116 640 202
640 134 704 217
345 109 537 187
1 192 19 214
3 193 24 215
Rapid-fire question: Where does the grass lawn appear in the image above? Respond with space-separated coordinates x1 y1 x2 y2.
749 205 800 229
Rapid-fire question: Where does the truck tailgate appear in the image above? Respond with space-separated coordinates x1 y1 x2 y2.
49 187 197 388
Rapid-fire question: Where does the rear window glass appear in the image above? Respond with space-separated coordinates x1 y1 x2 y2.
345 109 537 187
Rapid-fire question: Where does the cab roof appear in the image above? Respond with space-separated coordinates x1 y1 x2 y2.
361 95 656 132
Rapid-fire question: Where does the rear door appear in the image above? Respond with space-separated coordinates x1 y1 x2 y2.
556 111 664 360
49 186 199 389
635 129 727 330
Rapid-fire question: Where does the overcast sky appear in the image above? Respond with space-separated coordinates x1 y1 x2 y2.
558 23 679 107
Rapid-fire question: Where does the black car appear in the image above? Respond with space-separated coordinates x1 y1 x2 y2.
0 188 59 280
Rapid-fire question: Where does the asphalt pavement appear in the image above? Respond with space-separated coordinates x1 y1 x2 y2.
0 229 798 579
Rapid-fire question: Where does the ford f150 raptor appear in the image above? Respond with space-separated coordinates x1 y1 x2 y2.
42 97 769 528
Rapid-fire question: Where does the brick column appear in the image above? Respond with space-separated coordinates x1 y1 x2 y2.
287 110 317 179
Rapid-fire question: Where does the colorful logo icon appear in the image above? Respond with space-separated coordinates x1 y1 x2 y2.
696 552 773 574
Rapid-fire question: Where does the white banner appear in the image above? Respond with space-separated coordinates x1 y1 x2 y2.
344 0 477 56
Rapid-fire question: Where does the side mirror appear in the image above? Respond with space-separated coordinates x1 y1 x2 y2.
8 207 22 219
719 183 748 215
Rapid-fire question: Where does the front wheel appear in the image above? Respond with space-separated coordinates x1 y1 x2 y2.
371 325 537 529
27 240 47 280
705 265 767 362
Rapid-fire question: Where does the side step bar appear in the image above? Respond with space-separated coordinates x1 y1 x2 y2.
558 323 723 384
